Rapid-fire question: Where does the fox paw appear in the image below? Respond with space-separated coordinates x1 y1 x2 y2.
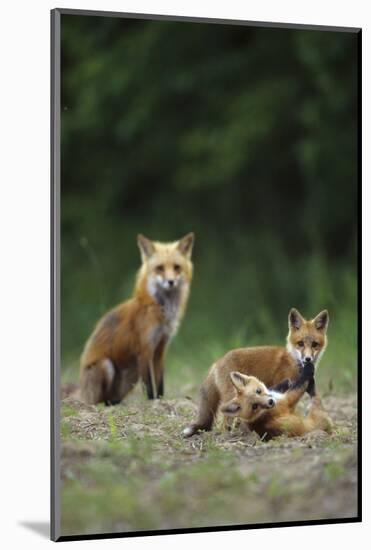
182 425 198 438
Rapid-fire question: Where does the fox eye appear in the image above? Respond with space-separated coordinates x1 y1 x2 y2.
252 403 259 411
297 340 304 347
174 264 181 273
312 342 318 349
156 265 165 273
256 389 262 395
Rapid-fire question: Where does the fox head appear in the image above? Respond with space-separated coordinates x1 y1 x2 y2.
287 308 329 367
220 372 275 424
136 233 194 298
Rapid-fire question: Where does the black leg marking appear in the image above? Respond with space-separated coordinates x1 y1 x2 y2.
291 361 315 391
157 375 164 398
146 381 155 400
306 378 316 397
145 376 163 399
104 399 121 406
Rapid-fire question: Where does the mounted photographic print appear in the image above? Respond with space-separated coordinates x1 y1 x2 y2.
51 8 361 542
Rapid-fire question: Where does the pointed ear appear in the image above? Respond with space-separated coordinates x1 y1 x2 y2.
230 371 251 392
177 232 194 259
288 308 304 331
137 234 155 262
220 401 241 415
313 310 329 332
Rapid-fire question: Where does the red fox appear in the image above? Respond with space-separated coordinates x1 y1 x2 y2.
80 233 194 405
220 362 333 439
183 308 329 437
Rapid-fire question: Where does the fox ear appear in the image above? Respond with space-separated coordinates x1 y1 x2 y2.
177 232 194 259
288 308 304 330
313 310 329 331
137 234 155 261
220 401 241 415
230 371 251 392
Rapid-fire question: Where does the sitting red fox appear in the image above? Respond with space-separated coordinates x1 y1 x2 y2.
220 362 333 439
80 233 194 405
183 308 329 437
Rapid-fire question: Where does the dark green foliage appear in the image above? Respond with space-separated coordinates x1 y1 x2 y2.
61 15 358 389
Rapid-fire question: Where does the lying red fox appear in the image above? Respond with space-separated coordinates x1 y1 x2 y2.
220 362 332 439
220 363 332 439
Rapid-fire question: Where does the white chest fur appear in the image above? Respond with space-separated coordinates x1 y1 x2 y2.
147 318 178 349
147 292 181 348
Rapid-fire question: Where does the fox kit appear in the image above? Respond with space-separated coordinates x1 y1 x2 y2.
220 362 333 439
183 308 329 437
80 233 194 405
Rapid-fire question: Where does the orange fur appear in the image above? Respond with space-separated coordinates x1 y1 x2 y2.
220 369 333 439
80 233 194 404
183 308 329 437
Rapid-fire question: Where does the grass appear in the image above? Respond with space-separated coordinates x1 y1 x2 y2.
60 389 358 537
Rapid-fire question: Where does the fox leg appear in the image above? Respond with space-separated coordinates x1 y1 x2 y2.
80 358 115 405
148 360 158 400
157 374 164 398
306 378 317 397
183 378 220 437
152 338 167 398
140 339 167 400
138 355 160 400
283 361 315 410
139 359 158 400
283 384 308 410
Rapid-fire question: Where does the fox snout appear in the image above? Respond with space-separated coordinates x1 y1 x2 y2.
296 349 316 366
258 395 276 409
299 346 315 364
155 273 180 291
163 277 177 289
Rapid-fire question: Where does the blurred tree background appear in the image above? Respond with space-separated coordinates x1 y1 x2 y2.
61 15 358 392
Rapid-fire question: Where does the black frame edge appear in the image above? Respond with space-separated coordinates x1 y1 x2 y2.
55 7 361 33
356 27 362 523
57 517 361 543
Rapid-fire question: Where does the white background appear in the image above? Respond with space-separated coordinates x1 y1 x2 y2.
0 0 368 548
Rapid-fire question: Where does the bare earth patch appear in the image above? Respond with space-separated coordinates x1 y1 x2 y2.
60 390 358 537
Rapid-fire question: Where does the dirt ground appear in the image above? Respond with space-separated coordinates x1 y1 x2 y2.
60 389 358 537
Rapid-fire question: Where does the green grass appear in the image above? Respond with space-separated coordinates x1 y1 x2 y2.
59 392 358 536
324 462 346 482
